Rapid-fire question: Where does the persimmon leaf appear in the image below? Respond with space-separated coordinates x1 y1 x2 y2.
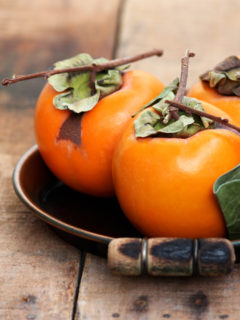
157 115 194 134
200 56 240 96
95 70 122 97
209 71 226 88
48 53 126 113
134 110 161 138
68 91 100 113
213 164 240 240
48 53 94 92
133 82 214 139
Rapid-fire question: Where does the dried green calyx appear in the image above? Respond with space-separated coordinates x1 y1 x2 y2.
133 79 214 138
201 56 240 96
48 53 129 113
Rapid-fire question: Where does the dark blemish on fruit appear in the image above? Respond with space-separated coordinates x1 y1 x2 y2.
57 112 84 145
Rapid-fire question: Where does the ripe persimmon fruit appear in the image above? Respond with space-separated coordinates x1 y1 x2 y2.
35 70 164 197
188 56 240 126
112 102 240 238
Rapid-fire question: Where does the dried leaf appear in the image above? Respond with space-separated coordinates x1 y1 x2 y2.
200 56 240 96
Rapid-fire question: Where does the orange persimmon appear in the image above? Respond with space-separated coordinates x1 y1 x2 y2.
112 102 240 238
34 70 164 197
188 81 240 126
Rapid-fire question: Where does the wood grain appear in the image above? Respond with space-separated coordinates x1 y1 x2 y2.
116 0 240 88
77 254 240 320
0 0 121 319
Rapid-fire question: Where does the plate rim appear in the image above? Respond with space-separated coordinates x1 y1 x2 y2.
12 145 114 245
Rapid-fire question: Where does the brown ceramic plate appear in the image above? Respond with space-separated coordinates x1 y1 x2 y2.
13 145 141 256
12 145 240 260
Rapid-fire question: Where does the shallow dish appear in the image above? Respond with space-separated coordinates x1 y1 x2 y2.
13 145 141 256
13 145 240 261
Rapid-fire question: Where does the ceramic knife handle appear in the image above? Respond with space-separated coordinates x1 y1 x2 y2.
108 237 235 277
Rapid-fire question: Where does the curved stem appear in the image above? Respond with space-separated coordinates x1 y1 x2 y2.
2 49 163 86
169 50 195 120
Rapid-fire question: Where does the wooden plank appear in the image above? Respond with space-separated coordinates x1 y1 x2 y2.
0 0 121 319
116 0 240 88
77 254 240 320
76 1 240 319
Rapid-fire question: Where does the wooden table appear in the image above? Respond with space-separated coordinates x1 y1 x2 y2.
1 1 240 319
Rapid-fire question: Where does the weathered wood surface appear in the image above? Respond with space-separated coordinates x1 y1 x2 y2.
77 254 240 320
0 0 120 319
2 0 240 319
117 0 240 88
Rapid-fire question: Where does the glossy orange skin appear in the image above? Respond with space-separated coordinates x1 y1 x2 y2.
34 70 164 197
112 103 240 238
188 81 240 126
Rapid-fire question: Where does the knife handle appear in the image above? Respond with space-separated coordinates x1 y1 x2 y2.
108 237 235 277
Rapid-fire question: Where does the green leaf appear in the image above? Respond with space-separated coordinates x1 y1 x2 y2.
95 69 122 97
209 71 226 88
48 53 94 92
213 164 240 240
68 91 100 113
134 110 161 138
132 78 179 117
152 91 175 124
48 53 125 113
225 67 240 81
133 82 214 139
53 91 72 110
182 96 214 128
157 115 194 134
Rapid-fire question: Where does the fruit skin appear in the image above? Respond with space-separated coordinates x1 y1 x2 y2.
34 70 164 197
112 102 240 238
188 81 240 126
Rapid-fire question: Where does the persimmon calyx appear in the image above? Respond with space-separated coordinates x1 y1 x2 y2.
201 56 240 96
214 164 240 240
133 80 214 138
48 53 129 113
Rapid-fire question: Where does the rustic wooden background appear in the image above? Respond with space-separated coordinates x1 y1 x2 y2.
1 0 240 319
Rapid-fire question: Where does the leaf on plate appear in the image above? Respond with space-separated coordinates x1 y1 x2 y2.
213 164 240 240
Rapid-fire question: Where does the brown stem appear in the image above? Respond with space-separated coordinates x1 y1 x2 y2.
2 49 163 86
165 100 240 134
175 50 195 103
169 50 195 120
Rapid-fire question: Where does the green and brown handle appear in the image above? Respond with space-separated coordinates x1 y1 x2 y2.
108 238 236 277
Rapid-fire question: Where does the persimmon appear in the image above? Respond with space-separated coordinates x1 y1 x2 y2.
112 52 240 239
34 56 164 197
188 56 240 126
